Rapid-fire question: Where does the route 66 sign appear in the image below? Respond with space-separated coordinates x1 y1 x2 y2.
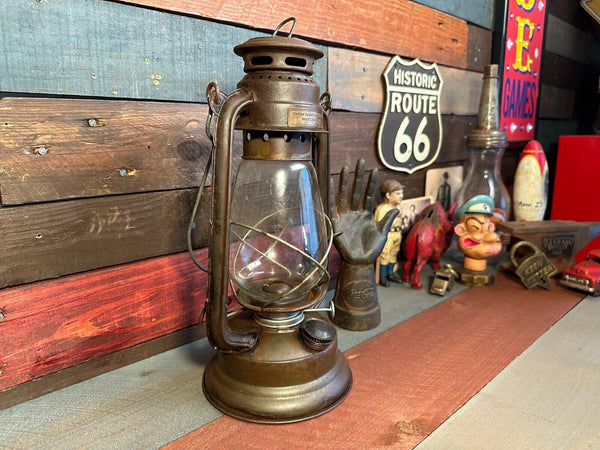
377 56 443 174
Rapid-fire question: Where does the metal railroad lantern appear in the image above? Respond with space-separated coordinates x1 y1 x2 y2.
200 18 352 423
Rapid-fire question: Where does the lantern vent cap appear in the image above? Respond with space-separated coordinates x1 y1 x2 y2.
234 17 323 74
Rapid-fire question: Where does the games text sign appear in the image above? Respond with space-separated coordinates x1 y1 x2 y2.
499 0 547 141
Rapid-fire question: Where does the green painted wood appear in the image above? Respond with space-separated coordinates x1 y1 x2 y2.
538 84 576 120
544 14 600 68
412 0 494 29
0 0 327 101
535 119 582 153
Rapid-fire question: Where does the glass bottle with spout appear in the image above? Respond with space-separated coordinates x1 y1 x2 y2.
455 64 511 222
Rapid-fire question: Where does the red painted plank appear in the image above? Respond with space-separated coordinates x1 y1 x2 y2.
117 0 469 69
0 251 208 391
164 273 585 449
0 248 340 392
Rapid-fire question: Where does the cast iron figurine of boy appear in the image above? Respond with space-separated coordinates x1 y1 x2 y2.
454 194 502 286
375 180 405 287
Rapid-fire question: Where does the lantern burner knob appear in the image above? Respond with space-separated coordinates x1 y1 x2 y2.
300 318 335 351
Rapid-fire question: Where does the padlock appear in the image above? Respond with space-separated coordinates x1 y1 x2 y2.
509 240 557 289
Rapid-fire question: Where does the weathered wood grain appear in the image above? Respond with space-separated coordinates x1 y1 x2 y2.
541 51 597 92
0 188 210 289
0 0 326 100
539 52 599 125
1 98 477 206
467 24 492 72
412 0 494 29
419 298 600 449
0 271 450 442
0 98 217 205
0 250 209 391
329 111 475 173
165 273 585 449
549 0 600 34
544 14 600 67
328 47 484 115
538 84 576 120
113 0 470 69
0 324 206 411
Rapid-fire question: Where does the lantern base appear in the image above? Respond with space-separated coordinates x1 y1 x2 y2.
202 310 352 423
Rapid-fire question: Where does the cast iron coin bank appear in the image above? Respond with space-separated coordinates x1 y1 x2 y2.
199 18 352 423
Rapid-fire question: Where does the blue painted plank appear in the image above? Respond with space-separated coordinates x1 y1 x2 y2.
412 0 494 29
0 0 327 101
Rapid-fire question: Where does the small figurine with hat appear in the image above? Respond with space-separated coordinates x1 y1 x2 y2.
375 179 404 287
454 194 502 286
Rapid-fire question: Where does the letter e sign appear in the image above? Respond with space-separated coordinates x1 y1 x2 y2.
377 56 443 174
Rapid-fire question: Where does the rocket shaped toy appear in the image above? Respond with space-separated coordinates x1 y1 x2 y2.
513 139 549 221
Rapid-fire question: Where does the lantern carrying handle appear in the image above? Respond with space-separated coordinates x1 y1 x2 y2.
273 17 297 37
205 87 259 353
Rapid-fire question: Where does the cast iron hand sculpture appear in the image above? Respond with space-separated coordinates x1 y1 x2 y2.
329 159 399 330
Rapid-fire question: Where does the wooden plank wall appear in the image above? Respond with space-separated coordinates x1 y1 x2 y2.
0 0 597 406
537 2 600 174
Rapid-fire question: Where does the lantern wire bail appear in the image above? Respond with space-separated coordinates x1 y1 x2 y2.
186 81 228 273
272 17 296 37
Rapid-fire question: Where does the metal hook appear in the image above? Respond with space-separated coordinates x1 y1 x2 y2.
273 17 297 37
205 81 223 142
320 92 332 116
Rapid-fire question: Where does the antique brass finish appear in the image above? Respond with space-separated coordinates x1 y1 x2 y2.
201 18 351 423
509 241 557 289
466 64 507 149
203 311 350 423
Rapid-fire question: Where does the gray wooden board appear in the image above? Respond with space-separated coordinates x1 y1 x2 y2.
0 262 467 448
412 0 494 29
417 296 600 449
0 0 327 101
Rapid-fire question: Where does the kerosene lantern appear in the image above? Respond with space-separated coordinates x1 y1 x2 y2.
200 18 352 423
